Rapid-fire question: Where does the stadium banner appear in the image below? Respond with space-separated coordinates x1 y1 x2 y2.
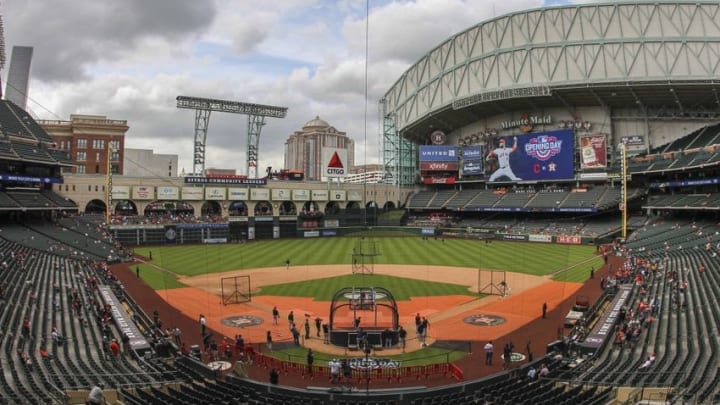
420 162 458 171
322 147 348 178
621 135 645 146
325 219 340 228
205 187 226 200
556 235 582 244
184 176 266 185
580 134 607 169
322 230 337 237
579 172 608 180
112 186 130 200
486 129 574 182
421 228 435 236
461 145 483 160
157 186 179 200
419 145 459 162
347 190 362 201
203 238 227 244
330 190 346 201
132 186 154 200
182 187 204 200
304 230 320 238
98 286 151 353
311 189 329 201
228 187 249 200
529 234 552 243
462 160 483 176
0 174 63 184
271 189 291 201
292 189 310 201
499 234 528 241
250 188 270 201
423 176 456 184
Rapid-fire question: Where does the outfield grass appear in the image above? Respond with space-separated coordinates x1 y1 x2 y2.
257 274 478 300
134 238 598 278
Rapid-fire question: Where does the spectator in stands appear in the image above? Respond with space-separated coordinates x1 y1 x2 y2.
172 326 181 346
86 384 105 405
269 368 279 385
639 352 656 370
527 366 537 381
51 327 64 345
266 331 273 351
538 363 550 377
304 317 311 339
109 338 120 357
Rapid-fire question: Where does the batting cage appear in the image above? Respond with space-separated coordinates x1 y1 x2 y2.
328 286 399 350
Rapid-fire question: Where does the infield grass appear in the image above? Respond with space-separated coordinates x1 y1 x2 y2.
257 274 478 300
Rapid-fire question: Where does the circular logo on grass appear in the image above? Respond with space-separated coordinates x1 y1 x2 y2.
221 315 263 328
464 314 506 326
501 352 527 363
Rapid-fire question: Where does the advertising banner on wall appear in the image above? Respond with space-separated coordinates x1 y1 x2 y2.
580 134 607 169
462 160 483 176
486 129 574 182
132 186 154 200
250 188 270 201
292 189 310 201
420 162 458 171
423 177 456 185
182 187 204 200
205 187 226 200
330 190 346 201
322 148 348 178
557 235 582 244
419 145 459 162
157 186 179 200
112 186 130 200
271 189 291 201
311 189 328 201
228 188 249 200
461 146 483 160
347 190 362 201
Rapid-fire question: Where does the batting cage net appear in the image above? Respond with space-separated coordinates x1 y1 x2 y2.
221 275 251 305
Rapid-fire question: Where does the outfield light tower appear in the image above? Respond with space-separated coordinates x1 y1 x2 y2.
176 96 288 177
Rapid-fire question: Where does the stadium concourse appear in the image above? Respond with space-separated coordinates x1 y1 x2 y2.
110 253 614 389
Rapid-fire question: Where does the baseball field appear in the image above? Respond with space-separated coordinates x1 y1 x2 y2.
124 236 602 368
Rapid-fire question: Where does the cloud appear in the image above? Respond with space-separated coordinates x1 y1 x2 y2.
5 0 573 175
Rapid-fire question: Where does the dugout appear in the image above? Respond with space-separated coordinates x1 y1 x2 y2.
328 286 399 349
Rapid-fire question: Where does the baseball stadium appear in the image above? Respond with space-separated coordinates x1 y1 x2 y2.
1 1 720 404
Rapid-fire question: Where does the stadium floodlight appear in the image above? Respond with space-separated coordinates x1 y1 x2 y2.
176 96 288 177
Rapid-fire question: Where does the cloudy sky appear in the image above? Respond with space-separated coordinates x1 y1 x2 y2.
3 0 579 177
